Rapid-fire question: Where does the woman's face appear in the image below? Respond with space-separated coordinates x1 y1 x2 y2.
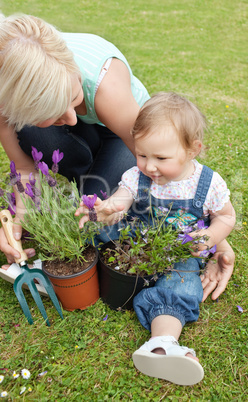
36 74 84 128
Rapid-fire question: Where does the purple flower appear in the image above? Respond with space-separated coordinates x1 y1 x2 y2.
197 220 208 230
82 194 97 210
7 192 16 215
52 149 64 164
209 245 217 254
9 161 20 185
103 314 108 321
237 305 243 313
181 234 193 245
0 188 4 197
10 161 17 175
16 181 25 193
89 209 97 222
9 163 24 192
46 175 57 187
29 173 36 187
181 225 193 234
31 147 43 162
38 371 47 377
52 150 64 174
100 190 108 200
25 183 35 199
82 194 98 222
199 249 210 258
38 162 49 176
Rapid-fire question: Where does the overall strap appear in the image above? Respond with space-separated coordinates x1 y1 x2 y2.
137 171 151 201
193 165 213 209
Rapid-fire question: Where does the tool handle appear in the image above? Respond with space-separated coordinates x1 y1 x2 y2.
0 210 28 264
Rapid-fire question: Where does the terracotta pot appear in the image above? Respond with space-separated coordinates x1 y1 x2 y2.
98 242 155 310
42 249 99 311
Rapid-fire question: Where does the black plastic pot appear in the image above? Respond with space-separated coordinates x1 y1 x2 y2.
98 242 155 310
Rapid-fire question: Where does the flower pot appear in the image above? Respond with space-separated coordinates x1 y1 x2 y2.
42 248 99 311
98 242 155 310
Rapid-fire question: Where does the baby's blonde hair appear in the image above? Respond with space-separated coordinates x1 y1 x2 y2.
0 13 80 131
131 92 207 155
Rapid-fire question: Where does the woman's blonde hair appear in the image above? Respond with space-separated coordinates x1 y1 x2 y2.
0 13 80 131
131 92 207 154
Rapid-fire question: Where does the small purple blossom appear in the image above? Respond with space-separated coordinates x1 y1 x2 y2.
38 162 49 176
31 147 43 162
100 190 108 200
38 371 47 377
82 194 98 222
181 225 193 234
181 234 193 245
82 194 97 210
197 220 208 230
29 173 36 187
209 245 217 254
52 149 64 164
10 161 17 175
46 175 57 187
52 149 64 174
103 314 108 321
237 305 243 313
9 161 20 185
199 249 210 258
25 183 35 199
7 192 16 215
16 181 25 193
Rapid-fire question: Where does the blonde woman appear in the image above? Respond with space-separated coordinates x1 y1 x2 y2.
0 14 234 303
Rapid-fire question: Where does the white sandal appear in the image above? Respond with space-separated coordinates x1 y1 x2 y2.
0 260 48 297
132 335 204 385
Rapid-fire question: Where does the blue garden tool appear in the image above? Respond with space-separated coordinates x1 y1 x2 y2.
0 210 64 326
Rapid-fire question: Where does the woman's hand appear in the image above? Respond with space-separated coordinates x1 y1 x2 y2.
0 215 35 266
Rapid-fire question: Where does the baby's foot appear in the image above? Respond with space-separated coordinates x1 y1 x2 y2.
132 336 204 385
152 347 199 362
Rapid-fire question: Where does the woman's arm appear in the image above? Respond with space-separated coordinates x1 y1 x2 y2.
94 58 141 155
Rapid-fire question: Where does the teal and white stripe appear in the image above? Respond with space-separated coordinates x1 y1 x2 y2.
61 32 150 125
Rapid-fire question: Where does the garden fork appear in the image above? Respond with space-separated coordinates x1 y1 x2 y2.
0 210 64 326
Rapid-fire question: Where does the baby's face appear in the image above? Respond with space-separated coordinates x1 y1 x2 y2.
134 126 193 185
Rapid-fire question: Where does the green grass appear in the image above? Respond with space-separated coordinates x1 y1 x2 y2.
0 0 248 400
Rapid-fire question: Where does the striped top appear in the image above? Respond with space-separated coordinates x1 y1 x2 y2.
61 32 150 125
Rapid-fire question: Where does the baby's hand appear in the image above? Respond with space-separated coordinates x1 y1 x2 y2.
75 196 102 227
189 228 216 257
75 196 125 228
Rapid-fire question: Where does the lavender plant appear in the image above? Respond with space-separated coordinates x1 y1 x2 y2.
102 208 216 277
0 148 103 263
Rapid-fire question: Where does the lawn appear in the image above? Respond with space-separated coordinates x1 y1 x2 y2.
0 0 247 400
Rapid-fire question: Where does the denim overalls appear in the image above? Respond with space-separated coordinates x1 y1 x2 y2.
132 165 213 331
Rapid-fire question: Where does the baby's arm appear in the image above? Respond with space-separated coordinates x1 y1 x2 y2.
75 187 134 228
191 200 236 256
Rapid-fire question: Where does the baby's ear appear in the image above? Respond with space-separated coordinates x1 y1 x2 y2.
189 140 202 158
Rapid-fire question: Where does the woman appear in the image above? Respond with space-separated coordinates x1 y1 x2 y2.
0 13 234 300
